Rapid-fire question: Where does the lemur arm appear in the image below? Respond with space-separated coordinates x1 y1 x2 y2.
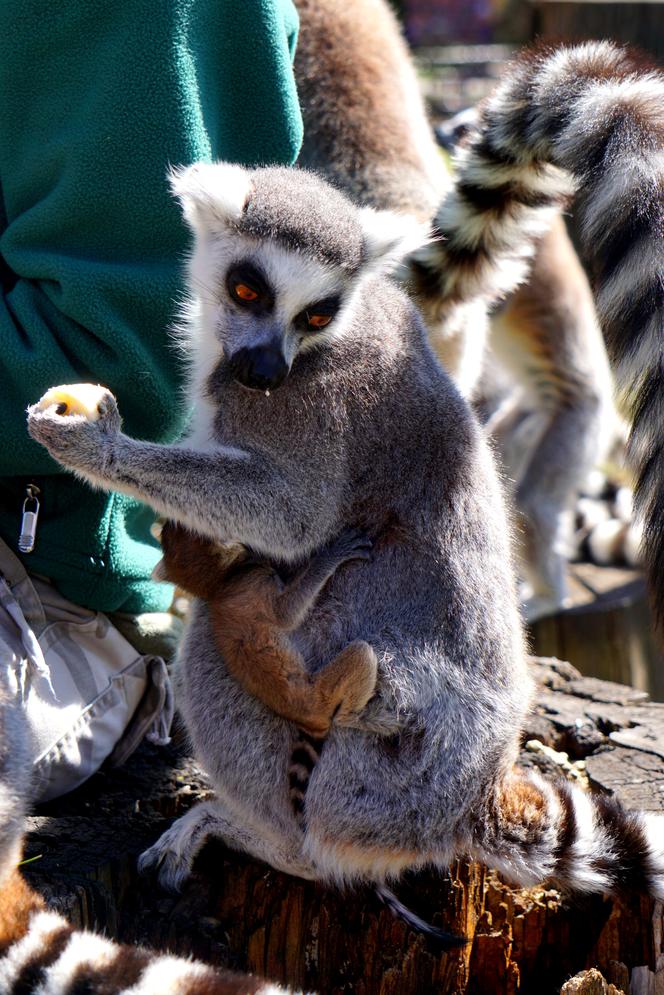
274 529 372 630
27 398 339 560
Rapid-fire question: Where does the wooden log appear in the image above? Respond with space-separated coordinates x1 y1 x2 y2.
528 564 664 703
24 658 664 994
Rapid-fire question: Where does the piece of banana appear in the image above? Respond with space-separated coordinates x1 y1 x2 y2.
36 383 112 421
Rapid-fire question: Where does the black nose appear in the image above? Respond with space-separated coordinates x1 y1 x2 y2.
228 346 290 391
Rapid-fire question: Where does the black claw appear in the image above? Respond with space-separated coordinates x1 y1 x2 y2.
375 885 469 950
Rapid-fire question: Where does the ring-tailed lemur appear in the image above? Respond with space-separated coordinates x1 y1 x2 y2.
412 40 664 626
438 111 620 614
0 674 295 994
155 520 377 739
26 50 664 907
483 213 616 619
295 0 616 620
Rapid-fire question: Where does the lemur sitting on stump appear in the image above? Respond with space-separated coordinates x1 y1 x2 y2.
29 41 664 909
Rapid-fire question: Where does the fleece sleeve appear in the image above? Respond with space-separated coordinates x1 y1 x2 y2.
0 0 303 477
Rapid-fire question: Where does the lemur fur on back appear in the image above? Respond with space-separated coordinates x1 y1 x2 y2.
27 41 664 911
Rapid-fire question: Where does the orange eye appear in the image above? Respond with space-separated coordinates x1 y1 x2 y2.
234 283 259 302
307 313 332 329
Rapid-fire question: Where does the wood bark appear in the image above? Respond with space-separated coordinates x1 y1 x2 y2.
25 657 664 994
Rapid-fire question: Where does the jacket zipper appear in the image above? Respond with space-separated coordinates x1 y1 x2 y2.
18 483 41 553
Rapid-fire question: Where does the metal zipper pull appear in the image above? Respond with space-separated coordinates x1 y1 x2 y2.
18 484 41 554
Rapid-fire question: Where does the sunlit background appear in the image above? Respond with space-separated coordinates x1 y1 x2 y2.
392 0 663 118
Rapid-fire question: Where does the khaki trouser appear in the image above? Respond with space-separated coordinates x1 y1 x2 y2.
0 536 174 803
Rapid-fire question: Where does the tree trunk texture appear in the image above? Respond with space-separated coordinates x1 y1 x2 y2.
25 657 664 995
530 0 664 65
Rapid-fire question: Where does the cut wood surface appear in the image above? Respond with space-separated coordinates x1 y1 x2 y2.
25 657 664 995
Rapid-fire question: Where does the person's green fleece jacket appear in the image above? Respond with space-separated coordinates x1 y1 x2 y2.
0 0 303 613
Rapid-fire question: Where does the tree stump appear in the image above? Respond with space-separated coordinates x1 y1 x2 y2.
25 657 664 995
528 564 664 703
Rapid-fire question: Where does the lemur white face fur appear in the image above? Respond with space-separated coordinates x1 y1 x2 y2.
170 162 428 393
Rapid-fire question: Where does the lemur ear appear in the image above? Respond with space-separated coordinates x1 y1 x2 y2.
359 208 430 272
169 162 252 234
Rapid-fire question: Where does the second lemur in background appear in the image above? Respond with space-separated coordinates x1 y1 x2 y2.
413 40 664 629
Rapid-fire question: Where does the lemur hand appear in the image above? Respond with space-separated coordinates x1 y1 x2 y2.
325 527 373 566
27 383 121 474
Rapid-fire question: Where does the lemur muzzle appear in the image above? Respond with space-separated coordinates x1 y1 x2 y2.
228 344 290 391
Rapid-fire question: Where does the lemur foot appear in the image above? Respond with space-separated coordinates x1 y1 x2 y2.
138 807 213 893
334 642 379 725
27 383 120 473
139 800 318 888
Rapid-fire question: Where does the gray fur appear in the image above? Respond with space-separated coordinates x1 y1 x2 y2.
0 668 31 885
236 168 367 274
486 215 614 620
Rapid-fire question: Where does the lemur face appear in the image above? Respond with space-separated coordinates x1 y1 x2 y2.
171 162 428 391
213 236 358 391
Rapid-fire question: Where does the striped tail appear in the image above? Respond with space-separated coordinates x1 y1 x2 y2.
474 768 664 899
288 731 325 829
413 41 664 625
0 902 295 995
